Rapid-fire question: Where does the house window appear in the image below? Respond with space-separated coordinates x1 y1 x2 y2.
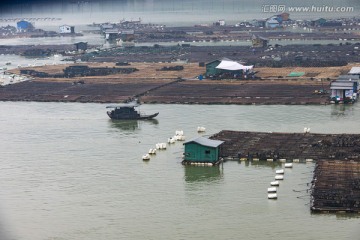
205 150 210 154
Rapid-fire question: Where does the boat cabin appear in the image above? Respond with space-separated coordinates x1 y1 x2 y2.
106 101 158 120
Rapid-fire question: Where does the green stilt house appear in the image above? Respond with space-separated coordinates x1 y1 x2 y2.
183 137 224 164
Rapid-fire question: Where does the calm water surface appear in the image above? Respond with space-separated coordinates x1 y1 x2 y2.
0 102 359 240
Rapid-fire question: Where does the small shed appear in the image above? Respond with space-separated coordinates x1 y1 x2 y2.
183 137 224 163
59 25 75 34
252 35 268 48
74 42 88 51
104 29 119 40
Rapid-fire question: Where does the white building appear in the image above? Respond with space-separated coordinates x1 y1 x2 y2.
59 25 74 34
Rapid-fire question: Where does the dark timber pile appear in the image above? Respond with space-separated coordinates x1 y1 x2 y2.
311 160 360 213
211 131 360 161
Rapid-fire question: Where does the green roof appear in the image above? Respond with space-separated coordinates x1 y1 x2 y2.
184 137 224 148
288 72 305 77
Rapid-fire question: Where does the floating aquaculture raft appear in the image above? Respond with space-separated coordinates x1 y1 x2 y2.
311 160 360 213
210 131 360 161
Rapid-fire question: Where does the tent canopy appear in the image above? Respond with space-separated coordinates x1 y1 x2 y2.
349 67 360 75
215 60 253 71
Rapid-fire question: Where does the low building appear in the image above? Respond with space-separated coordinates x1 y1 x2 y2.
330 75 360 103
214 19 226 26
59 25 75 34
266 18 280 28
183 137 224 164
104 29 119 40
74 42 88 51
251 35 268 48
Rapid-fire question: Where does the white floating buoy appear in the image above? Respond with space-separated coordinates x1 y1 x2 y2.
275 175 284 180
270 181 280 186
284 163 293 168
155 143 161 149
175 130 184 136
268 193 277 199
142 154 150 161
148 148 156 154
275 169 284 174
197 126 206 132
161 143 167 149
267 187 277 193
168 138 175 144
178 135 186 141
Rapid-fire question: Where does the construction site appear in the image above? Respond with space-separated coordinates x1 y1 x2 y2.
210 130 360 213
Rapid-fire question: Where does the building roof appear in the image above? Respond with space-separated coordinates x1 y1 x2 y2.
330 81 355 90
337 75 360 81
106 100 140 109
184 137 224 148
349 67 360 75
216 60 253 71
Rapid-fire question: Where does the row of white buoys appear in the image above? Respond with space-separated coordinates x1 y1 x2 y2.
143 130 185 161
168 129 186 143
268 167 285 199
188 162 213 166
197 126 206 132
